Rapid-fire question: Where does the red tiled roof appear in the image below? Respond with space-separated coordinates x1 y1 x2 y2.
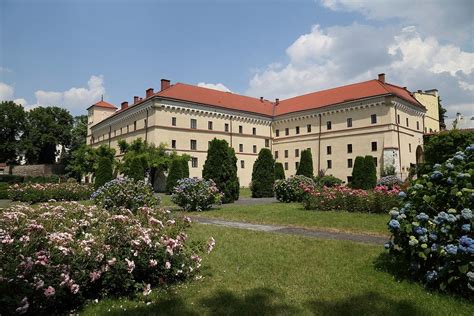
156 83 275 116
90 100 117 109
275 80 423 115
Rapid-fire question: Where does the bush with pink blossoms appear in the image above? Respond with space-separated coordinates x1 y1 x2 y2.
7 182 93 203
0 202 213 315
171 178 223 211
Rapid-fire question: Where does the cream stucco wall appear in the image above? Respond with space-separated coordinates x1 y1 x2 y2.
413 91 440 133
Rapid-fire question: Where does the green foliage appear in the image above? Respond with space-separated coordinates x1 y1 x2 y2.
166 157 189 194
274 162 285 180
386 146 473 297
296 149 313 177
123 156 146 181
0 174 24 184
423 129 474 165
274 175 315 203
202 138 239 203
7 182 93 203
0 101 26 164
381 165 396 177
314 175 344 188
94 156 114 189
0 182 9 199
351 156 366 189
364 155 377 189
438 97 447 130
251 148 275 198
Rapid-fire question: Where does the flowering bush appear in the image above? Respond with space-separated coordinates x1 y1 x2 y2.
274 175 315 203
0 202 213 315
302 184 400 213
171 178 223 211
385 145 473 298
377 175 402 188
92 177 159 214
7 183 93 203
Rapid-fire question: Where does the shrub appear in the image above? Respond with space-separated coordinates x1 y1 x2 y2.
251 148 275 198
351 156 366 189
351 156 377 189
364 155 377 189
0 202 213 315
166 157 189 194
274 175 315 203
92 177 159 214
296 149 313 178
274 162 285 180
377 175 402 188
314 175 343 188
0 174 24 184
7 182 93 203
423 129 474 165
123 156 146 181
94 156 113 189
0 182 9 199
302 184 400 213
171 177 223 211
385 145 473 298
202 139 239 203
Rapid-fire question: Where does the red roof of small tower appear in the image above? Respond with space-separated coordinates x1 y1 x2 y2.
88 100 117 110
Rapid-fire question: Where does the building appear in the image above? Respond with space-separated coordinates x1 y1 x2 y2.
87 74 440 188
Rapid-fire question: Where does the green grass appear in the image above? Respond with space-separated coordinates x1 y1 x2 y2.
239 187 252 198
81 224 473 315
196 202 389 235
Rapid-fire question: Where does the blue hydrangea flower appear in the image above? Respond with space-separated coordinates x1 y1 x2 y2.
446 177 453 185
409 237 418 246
458 236 474 254
419 235 428 243
389 219 400 230
429 233 438 241
416 213 429 222
389 209 399 218
430 171 443 180
414 226 427 235
445 244 458 255
445 162 454 170
433 163 442 169
426 270 438 283
398 191 407 198
466 144 474 152
447 214 457 223
431 243 439 251
413 184 424 189
434 211 449 224
461 224 471 232
384 242 393 249
461 208 472 220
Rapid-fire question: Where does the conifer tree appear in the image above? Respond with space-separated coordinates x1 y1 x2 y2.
166 157 187 194
351 156 366 189
364 155 377 189
94 156 113 189
251 148 275 197
296 149 314 178
124 156 146 181
274 162 285 180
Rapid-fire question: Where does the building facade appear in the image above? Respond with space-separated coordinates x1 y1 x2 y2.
87 74 440 188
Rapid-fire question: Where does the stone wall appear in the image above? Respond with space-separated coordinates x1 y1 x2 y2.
11 164 65 177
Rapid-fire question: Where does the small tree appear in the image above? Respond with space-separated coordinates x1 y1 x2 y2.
274 162 285 180
296 149 313 177
351 156 366 189
251 148 275 197
203 138 239 203
124 156 146 181
94 156 113 189
166 157 186 194
364 155 377 189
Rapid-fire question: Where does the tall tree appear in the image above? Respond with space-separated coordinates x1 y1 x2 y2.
94 156 113 189
202 138 239 203
438 97 447 130
274 162 285 180
296 149 313 178
0 101 26 164
251 148 275 198
22 106 73 164
424 129 474 165
351 156 366 189
166 156 189 194
363 155 377 189
69 115 88 153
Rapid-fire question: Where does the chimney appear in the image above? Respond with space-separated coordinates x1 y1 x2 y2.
425 89 439 97
378 73 385 83
146 88 154 98
260 97 263 102
161 79 171 91
275 98 279 105
133 96 139 104
417 90 422 93
121 101 128 110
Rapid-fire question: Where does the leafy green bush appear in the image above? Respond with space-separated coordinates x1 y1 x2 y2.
0 174 24 184
7 183 93 203
0 202 213 315
92 177 159 214
251 148 275 198
274 162 285 180
314 175 344 188
385 145 473 298
123 156 146 181
24 175 63 184
203 139 239 203
296 149 313 177
351 156 376 189
0 182 9 199
424 129 474 165
171 178 223 211
166 157 189 194
94 156 114 189
274 175 315 203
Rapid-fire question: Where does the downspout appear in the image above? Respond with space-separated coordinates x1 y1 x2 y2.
108 125 111 148
318 113 322 173
145 108 149 144
229 116 233 147
394 104 402 179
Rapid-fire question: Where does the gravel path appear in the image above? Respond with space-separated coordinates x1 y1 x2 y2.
191 216 387 245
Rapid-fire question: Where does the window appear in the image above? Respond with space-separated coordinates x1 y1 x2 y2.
191 119 197 129
284 162 288 170
172 117 177 126
284 150 288 158
241 160 245 168
295 149 299 157
265 139 270 147
144 119 147 128
296 126 300 134
114 130 116 137
191 157 198 168
225 123 229 132
327 160 332 169
348 159 353 168
120 127 122 134
275 151 279 159
327 121 332 130
347 118 352 127
409 143 412 153
252 127 256 135
416 121 420 130
373 157 378 167
239 144 243 152
275 129 280 137
347 144 353 153
347 176 353 183
371 141 377 151
371 114 377 124
295 162 299 169
327 146 332 155
208 121 213 130
307 124 312 133
171 140 176 149
253 145 257 153
239 125 243 133
190 139 197 150
397 115 400 124
285 128 289 136
406 117 409 127
127 125 129 133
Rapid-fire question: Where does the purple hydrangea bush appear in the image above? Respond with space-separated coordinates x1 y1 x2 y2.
0 201 214 315
385 145 473 297
171 178 223 211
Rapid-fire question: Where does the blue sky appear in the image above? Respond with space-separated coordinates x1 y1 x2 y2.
1 0 473 121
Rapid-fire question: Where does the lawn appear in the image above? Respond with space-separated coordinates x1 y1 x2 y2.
81 224 474 315
195 202 390 236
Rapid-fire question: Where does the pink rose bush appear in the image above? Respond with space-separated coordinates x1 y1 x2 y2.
0 201 212 315
171 178 223 211
7 183 93 203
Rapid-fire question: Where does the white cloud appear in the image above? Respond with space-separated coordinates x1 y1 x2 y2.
197 82 232 93
13 98 28 107
0 82 14 100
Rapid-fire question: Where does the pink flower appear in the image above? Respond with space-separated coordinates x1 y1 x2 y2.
15 297 29 314
143 283 152 296
107 257 117 266
165 261 171 269
90 271 101 282
44 286 55 297
70 284 80 294
207 237 216 254
125 258 135 273
149 259 158 267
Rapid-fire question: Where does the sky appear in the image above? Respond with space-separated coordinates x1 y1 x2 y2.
1 0 473 120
